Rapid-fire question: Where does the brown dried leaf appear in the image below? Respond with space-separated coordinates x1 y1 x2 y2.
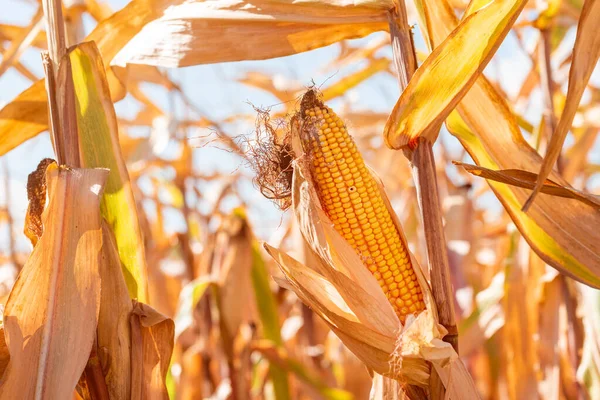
0 164 107 399
111 0 393 68
0 326 9 379
130 302 174 400
526 0 600 208
455 161 600 209
97 223 134 400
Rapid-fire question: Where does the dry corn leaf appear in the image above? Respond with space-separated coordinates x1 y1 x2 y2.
0 24 47 49
448 111 600 288
0 10 43 77
526 0 600 208
111 0 393 68
384 0 527 149
0 164 106 399
455 162 600 209
0 326 9 379
69 41 148 301
321 57 391 101
130 301 175 400
502 237 540 399
214 211 257 340
250 236 291 398
178 344 204 400
97 223 134 400
415 0 600 288
0 0 175 157
252 340 353 400
578 284 600 398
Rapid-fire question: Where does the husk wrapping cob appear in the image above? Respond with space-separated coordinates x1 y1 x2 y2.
258 89 477 396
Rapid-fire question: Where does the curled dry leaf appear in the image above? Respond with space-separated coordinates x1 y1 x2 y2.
455 162 600 209
384 0 527 149
130 301 175 400
414 0 600 288
0 163 107 399
526 0 600 208
0 0 173 157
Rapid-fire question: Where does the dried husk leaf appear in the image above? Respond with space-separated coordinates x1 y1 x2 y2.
264 114 469 390
384 0 527 148
0 164 107 399
130 301 175 400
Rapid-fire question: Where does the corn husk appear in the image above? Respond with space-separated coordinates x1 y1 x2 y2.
264 110 478 396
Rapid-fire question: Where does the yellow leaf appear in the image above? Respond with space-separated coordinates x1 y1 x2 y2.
69 42 149 301
0 164 106 399
447 112 600 287
415 0 600 288
384 0 527 149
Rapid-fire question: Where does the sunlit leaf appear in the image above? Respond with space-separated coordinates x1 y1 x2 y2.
455 162 600 209
0 164 106 399
384 0 527 149
130 301 175 400
69 41 149 301
111 0 393 68
414 0 600 288
526 0 600 208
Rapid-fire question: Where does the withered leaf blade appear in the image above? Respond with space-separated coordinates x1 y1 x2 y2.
97 223 134 400
384 0 527 149
455 162 600 209
525 0 600 209
0 164 107 399
111 0 393 68
414 0 600 288
130 301 174 400
0 325 9 379
69 41 149 301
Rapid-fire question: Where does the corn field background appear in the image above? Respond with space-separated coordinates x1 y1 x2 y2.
0 0 599 398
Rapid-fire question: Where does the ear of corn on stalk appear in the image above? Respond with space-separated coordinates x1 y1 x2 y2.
297 90 425 323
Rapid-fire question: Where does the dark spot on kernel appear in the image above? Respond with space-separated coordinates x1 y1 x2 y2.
348 186 356 192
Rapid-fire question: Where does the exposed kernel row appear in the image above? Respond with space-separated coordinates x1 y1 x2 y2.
302 105 425 322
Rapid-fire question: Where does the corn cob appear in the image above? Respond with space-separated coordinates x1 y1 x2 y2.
299 91 425 322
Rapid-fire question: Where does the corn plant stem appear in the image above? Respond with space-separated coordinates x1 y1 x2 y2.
42 0 80 167
388 2 458 351
387 4 457 400
411 138 458 348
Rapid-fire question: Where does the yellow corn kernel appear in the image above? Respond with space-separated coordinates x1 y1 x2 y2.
300 94 425 323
